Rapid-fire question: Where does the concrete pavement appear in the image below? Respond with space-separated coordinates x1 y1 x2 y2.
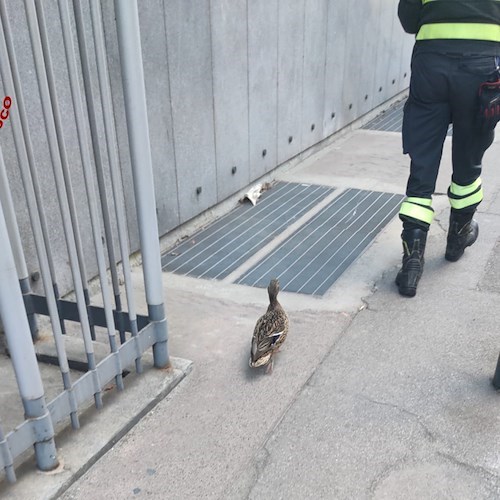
10 122 500 499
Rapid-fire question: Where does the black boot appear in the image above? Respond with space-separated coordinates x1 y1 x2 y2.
395 228 427 297
445 211 478 262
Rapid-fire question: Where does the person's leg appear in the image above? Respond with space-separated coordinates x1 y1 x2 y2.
397 52 451 296
446 55 497 261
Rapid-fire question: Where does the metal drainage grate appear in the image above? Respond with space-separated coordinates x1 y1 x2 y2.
364 100 407 132
162 182 334 279
364 99 453 135
237 189 404 296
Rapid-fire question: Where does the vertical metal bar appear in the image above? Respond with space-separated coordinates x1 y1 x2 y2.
0 156 28 281
114 0 169 368
0 0 66 336
57 0 124 391
0 199 58 472
72 0 124 333
33 0 96 340
23 0 103 408
0 423 16 483
20 277 38 339
0 3 79 430
90 0 143 372
0 147 38 339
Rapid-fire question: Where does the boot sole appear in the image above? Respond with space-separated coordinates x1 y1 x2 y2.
445 251 464 262
398 286 417 297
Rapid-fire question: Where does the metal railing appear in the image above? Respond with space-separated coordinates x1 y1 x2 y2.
0 0 169 484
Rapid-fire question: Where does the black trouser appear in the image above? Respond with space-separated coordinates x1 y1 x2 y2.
401 49 498 230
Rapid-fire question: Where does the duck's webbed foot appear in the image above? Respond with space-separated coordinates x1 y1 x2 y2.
265 357 274 375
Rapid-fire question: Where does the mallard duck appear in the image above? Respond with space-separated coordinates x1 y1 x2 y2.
249 278 289 374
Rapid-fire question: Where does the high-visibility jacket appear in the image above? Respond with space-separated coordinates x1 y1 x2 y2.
398 0 500 42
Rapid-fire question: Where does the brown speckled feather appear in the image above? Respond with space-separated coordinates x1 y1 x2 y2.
249 279 289 369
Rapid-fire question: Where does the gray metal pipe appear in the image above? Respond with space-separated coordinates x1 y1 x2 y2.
33 0 96 339
114 0 169 368
0 146 38 339
0 2 79 429
72 0 123 324
23 0 102 408
90 0 143 373
0 149 28 281
57 0 124 390
0 0 64 337
0 199 58 472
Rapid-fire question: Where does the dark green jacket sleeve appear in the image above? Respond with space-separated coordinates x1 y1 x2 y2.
398 0 423 34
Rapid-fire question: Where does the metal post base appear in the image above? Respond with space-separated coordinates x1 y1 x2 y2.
148 304 170 369
23 396 59 471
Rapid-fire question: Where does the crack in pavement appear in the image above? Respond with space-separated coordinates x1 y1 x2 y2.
434 216 448 234
359 396 500 497
244 446 272 500
368 454 413 497
436 451 500 486
357 394 438 443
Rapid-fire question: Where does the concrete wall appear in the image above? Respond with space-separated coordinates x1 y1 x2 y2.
0 0 413 295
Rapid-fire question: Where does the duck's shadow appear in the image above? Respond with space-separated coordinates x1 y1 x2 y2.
243 351 261 381
242 349 282 381
242 348 269 381
244 364 262 381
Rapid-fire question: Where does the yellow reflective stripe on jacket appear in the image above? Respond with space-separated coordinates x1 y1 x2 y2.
449 188 484 210
450 178 482 197
417 23 500 42
399 201 435 225
406 196 432 207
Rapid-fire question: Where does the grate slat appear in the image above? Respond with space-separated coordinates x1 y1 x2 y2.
364 99 453 135
161 182 334 279
237 189 404 295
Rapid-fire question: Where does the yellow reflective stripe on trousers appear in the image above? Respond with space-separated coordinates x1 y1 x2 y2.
450 178 481 197
399 201 434 224
449 188 484 210
417 23 500 42
406 196 432 207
